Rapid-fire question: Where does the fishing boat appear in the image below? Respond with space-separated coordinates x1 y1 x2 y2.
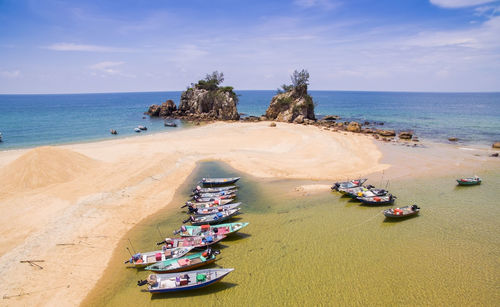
341 185 378 198
138 125 147 130
193 194 235 203
456 176 481 186
175 222 249 237
134 127 141 133
124 246 193 268
331 179 367 191
183 199 234 209
352 187 388 199
156 234 226 249
184 208 240 226
201 177 241 186
145 249 219 273
383 205 420 219
357 194 395 206
164 122 177 127
193 190 237 199
188 202 241 215
193 185 238 193
137 268 234 293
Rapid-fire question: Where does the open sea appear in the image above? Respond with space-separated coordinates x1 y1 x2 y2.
0 90 499 150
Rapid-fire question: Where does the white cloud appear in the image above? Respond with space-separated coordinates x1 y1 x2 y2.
294 0 341 10
0 70 21 78
89 61 125 75
429 0 497 8
44 43 132 52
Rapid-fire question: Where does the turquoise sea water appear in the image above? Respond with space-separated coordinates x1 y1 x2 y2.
0 91 499 150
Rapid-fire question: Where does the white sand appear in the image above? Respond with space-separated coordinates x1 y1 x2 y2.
0 122 387 306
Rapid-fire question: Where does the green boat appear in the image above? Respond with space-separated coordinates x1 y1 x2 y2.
456 176 481 186
175 222 249 237
145 249 219 273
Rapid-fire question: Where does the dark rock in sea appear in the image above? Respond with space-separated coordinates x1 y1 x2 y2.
323 115 341 121
346 121 361 133
377 129 396 137
178 88 239 120
448 137 458 142
147 100 177 117
492 142 500 149
399 131 413 140
491 153 499 157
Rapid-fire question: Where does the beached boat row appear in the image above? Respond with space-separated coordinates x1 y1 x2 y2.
129 176 247 294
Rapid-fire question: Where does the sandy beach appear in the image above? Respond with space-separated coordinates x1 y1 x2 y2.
1 121 498 306
0 122 498 306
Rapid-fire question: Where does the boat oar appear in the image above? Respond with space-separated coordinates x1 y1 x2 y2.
156 240 166 246
124 247 133 264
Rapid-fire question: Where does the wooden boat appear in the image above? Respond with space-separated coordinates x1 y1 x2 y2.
157 234 226 249
192 189 238 198
456 176 481 186
124 246 193 268
193 194 236 202
383 205 420 219
134 127 141 133
176 222 249 237
183 199 234 208
137 268 234 293
331 179 367 191
193 185 238 193
145 249 219 273
185 208 240 226
357 194 395 206
188 202 241 215
201 177 241 186
164 122 177 127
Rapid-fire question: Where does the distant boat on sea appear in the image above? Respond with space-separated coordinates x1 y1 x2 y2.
456 176 481 186
0 132 3 142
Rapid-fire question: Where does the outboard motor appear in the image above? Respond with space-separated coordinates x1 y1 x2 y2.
137 279 148 286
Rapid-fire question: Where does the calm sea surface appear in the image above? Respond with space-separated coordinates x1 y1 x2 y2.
83 162 500 306
0 91 499 150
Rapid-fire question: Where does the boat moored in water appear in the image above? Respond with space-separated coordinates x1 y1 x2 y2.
134 127 141 133
383 205 420 219
185 208 241 226
137 268 234 293
456 176 481 186
164 121 177 127
124 246 193 268
201 177 241 186
144 249 219 273
188 202 241 215
176 222 249 237
193 185 238 193
357 194 395 206
183 198 234 209
193 194 236 202
331 179 367 191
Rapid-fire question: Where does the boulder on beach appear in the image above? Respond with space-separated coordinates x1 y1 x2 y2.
346 121 361 133
266 69 315 123
269 122 277 127
377 129 396 137
448 137 458 142
399 131 413 140
493 142 500 149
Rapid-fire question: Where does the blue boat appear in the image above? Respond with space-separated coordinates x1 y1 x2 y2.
138 268 234 293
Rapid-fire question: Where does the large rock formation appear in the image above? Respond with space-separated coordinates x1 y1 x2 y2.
265 88 315 123
178 88 239 120
147 99 177 117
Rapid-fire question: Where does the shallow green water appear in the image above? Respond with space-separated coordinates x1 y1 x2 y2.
83 162 500 306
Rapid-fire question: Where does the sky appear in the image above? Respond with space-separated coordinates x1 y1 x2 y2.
0 0 499 94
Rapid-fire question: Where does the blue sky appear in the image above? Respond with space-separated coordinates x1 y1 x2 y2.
1 0 499 93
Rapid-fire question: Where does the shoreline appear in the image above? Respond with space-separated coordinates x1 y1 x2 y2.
0 121 498 306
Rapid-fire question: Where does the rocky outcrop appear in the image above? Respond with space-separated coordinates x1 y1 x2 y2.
346 121 361 133
177 88 239 121
266 89 315 123
147 100 177 117
377 129 396 137
399 131 413 140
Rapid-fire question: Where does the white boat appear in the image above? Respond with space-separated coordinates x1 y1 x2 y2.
134 127 141 133
0 132 2 142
